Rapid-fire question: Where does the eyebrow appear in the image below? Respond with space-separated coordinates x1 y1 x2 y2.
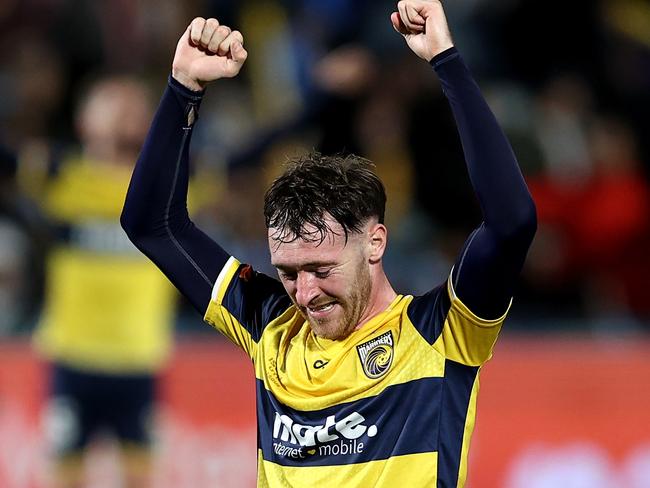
272 261 338 272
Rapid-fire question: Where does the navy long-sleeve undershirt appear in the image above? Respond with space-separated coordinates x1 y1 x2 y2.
121 77 229 312
431 48 536 318
121 47 536 320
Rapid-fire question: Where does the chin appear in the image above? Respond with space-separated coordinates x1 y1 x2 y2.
310 319 352 341
310 322 335 339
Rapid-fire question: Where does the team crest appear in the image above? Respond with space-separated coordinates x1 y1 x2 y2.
356 331 394 379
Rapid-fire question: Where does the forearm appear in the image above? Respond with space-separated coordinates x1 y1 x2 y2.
431 48 536 237
122 77 201 236
121 77 229 312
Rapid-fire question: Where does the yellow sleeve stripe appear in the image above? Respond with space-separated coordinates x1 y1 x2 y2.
433 270 510 366
203 256 257 359
447 270 512 328
204 302 258 360
210 256 241 305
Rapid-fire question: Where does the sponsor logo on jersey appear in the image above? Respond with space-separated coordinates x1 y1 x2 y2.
356 331 394 379
271 411 378 458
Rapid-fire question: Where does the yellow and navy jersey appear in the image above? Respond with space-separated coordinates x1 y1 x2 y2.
121 49 536 487
33 158 176 373
204 256 508 487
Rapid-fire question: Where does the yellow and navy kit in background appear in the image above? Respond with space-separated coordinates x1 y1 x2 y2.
205 256 508 487
33 158 175 373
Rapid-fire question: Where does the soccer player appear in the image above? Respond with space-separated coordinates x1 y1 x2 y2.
121 1 537 486
32 77 176 488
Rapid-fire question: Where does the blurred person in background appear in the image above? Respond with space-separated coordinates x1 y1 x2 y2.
27 76 176 488
0 143 48 335
528 112 650 323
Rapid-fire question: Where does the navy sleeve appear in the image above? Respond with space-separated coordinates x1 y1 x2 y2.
431 48 537 319
121 76 230 313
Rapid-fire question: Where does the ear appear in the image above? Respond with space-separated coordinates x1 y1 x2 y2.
367 222 388 264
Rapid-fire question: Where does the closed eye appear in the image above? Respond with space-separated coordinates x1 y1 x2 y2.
279 271 297 281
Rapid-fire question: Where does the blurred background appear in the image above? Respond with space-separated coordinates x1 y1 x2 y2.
0 0 648 486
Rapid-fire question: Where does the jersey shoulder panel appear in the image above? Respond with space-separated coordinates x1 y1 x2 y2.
407 275 510 366
204 257 293 357
434 277 511 366
405 282 451 345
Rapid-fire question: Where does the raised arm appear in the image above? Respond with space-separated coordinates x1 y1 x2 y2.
120 18 248 312
393 1 537 318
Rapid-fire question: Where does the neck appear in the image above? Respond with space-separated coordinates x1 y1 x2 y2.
355 270 397 331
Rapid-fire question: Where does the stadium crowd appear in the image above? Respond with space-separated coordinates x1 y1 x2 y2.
0 0 649 338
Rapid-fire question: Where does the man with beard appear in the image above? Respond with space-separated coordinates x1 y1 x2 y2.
121 1 536 486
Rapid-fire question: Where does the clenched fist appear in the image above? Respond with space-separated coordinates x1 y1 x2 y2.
172 17 248 91
391 0 454 61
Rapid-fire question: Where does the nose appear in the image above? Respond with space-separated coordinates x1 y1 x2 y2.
294 272 319 308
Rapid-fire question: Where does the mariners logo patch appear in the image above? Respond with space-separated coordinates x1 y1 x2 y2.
357 331 394 379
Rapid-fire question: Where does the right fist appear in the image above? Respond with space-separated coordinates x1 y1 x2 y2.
172 17 248 91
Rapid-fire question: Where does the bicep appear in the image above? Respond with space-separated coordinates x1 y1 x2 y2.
451 220 535 319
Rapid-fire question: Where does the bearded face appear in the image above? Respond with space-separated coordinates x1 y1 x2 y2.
269 220 374 340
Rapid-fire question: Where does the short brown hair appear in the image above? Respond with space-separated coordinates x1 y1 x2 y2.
264 152 386 243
